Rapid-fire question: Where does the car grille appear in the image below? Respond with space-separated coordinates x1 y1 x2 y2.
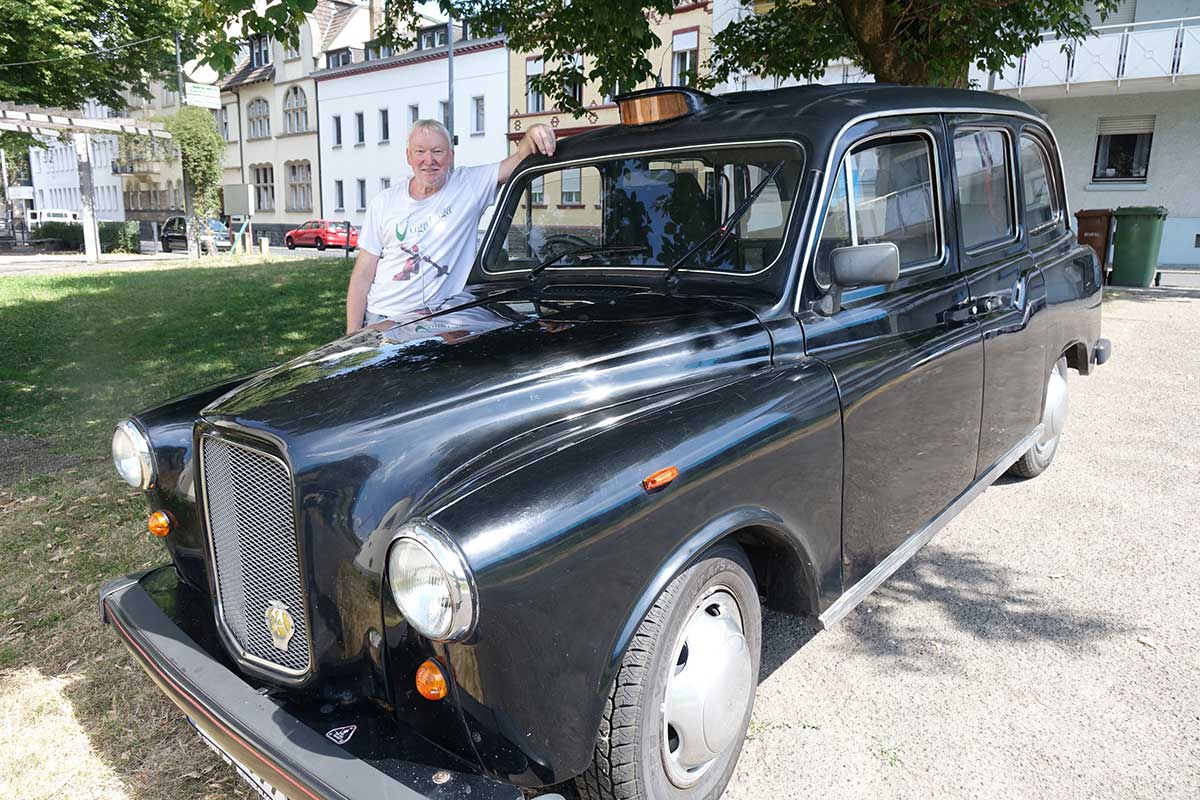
200 435 310 676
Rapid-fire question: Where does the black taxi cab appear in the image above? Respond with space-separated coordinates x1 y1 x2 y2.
100 84 1110 800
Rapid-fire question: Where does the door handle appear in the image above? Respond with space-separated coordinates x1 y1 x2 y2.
942 301 977 326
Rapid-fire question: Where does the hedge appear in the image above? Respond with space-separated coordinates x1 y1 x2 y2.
36 220 140 253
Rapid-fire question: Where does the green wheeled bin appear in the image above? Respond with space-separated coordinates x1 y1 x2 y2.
1110 206 1168 287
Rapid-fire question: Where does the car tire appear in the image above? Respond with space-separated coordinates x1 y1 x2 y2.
315 237 326 251
160 240 169 253
575 544 761 800
286 237 296 250
1009 355 1069 479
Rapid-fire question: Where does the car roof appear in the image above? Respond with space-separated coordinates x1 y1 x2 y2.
550 84 1046 162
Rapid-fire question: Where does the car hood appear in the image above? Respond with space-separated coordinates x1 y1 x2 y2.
202 287 771 517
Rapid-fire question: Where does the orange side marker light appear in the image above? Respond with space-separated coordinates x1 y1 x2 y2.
147 510 173 538
416 659 449 701
642 466 679 493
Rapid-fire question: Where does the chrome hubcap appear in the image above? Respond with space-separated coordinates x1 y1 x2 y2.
1036 361 1069 455
660 588 752 788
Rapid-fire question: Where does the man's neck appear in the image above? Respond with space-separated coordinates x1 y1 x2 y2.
409 178 445 201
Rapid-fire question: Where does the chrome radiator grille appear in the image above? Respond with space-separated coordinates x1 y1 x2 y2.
200 435 310 676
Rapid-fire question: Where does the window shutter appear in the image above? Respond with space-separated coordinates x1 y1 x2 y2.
673 31 699 52
1098 115 1155 135
527 58 544 76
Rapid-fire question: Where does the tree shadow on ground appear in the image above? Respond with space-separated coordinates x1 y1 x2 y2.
759 542 1127 681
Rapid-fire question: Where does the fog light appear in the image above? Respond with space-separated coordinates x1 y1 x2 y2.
416 658 448 700
147 510 173 537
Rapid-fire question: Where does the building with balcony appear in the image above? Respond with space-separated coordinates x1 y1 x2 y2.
313 25 508 230
118 82 189 237
218 0 372 243
974 1 1200 266
27 99 126 223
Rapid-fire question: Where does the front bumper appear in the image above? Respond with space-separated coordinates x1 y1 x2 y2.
99 567 521 800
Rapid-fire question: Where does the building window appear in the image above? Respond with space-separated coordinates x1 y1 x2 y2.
334 179 345 211
526 58 544 113
355 112 365 144
1092 116 1154 183
332 115 342 146
247 98 270 138
286 161 312 211
283 86 308 134
954 129 1015 250
471 96 485 134
284 41 300 60
419 26 448 50
439 100 450 127
529 175 544 205
379 108 390 142
560 168 581 205
409 104 419 124
327 48 352 68
365 40 391 61
672 30 699 87
252 164 275 212
356 178 367 210
565 54 583 105
381 177 391 191
249 35 272 68
163 86 176 107
215 106 230 140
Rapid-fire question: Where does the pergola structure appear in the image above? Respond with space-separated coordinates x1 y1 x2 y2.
0 104 172 262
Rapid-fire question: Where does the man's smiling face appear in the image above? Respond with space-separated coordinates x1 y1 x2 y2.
407 127 454 196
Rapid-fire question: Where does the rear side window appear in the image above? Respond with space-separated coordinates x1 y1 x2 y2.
1020 135 1060 232
815 132 941 285
953 129 1015 250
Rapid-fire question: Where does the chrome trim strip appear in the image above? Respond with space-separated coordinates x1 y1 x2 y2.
793 106 1069 314
480 138 807 278
197 432 313 679
817 423 1044 629
386 518 478 641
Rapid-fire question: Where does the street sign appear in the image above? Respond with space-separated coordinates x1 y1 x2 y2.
222 184 253 216
185 82 221 110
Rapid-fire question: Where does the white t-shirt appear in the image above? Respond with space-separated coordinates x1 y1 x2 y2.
359 163 500 316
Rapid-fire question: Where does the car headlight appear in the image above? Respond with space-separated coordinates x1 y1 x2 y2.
386 520 476 641
112 419 155 490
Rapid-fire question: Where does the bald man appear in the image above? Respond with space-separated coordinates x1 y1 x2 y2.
346 120 556 333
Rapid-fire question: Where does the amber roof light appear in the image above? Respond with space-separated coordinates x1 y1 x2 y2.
617 87 712 126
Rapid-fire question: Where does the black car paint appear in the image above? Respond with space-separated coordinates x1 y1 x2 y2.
111 84 1105 792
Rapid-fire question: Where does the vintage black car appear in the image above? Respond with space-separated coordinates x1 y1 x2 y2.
101 85 1110 800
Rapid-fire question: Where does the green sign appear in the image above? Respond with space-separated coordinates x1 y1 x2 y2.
185 82 220 110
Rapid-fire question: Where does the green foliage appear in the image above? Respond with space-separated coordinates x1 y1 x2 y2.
37 221 83 249
163 106 225 219
31 221 140 253
0 0 200 110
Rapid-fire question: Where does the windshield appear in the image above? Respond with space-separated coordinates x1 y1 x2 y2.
484 143 805 276
207 219 230 233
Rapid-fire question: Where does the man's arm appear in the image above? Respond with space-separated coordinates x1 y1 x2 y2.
346 248 380 334
497 124 556 184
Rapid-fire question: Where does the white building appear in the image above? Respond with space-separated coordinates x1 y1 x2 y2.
28 100 125 222
975 1 1200 266
313 31 509 228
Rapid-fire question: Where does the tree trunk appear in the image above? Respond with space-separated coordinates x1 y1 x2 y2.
836 0 969 87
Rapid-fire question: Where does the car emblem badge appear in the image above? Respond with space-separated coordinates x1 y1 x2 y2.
264 601 295 652
326 725 357 745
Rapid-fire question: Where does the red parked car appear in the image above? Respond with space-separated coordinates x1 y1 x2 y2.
284 219 358 251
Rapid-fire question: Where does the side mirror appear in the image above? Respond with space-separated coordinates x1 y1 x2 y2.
816 242 900 315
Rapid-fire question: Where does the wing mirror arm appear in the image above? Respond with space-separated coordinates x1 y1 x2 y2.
815 242 901 316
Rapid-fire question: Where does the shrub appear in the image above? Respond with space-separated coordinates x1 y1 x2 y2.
37 221 83 249
36 220 140 253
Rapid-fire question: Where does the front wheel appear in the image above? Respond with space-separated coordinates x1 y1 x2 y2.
285 236 296 250
1009 355 1069 478
314 237 326 251
576 544 761 800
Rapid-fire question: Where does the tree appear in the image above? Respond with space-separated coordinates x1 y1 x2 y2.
0 0 199 111
163 106 224 219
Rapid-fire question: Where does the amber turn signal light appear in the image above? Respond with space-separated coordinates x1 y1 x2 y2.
416 658 448 701
147 510 173 538
642 466 679 492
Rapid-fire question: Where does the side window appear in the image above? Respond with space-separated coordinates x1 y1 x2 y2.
953 129 1015 250
1020 135 1060 232
815 133 940 286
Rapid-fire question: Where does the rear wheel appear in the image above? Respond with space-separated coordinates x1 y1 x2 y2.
1009 355 1069 478
285 236 296 250
315 237 326 251
576 544 761 800
160 239 169 253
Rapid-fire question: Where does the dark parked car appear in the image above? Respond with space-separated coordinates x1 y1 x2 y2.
160 216 233 253
101 85 1110 800
284 218 358 250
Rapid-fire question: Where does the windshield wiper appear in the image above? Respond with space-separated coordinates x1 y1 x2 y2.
661 161 785 291
527 245 650 283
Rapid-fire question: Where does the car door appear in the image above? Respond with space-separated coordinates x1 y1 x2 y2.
295 221 313 245
798 115 984 586
947 116 1048 476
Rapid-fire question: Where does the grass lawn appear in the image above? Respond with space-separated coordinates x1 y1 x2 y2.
0 257 349 799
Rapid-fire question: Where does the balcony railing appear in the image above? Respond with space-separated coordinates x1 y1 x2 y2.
982 15 1200 93
111 159 162 176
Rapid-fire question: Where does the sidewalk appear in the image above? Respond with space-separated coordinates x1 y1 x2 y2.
0 251 188 277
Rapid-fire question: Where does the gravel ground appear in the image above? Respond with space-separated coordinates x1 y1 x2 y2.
724 294 1200 800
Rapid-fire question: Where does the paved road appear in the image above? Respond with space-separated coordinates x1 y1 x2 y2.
724 294 1200 799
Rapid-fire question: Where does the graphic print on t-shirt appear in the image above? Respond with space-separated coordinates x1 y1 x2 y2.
392 220 450 282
